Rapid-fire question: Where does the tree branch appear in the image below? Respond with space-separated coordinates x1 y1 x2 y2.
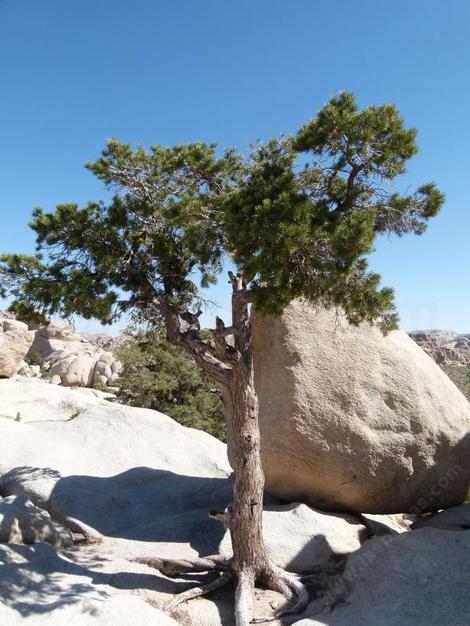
153 295 233 385
335 163 364 213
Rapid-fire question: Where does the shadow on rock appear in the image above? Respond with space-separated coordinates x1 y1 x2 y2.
0 542 198 617
50 467 234 555
0 543 107 616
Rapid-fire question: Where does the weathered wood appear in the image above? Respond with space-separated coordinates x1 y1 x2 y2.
134 555 229 575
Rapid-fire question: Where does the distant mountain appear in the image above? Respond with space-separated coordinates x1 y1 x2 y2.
409 330 470 367
409 330 470 400
80 332 127 351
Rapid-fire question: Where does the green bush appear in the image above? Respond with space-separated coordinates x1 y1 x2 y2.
26 351 44 367
114 329 225 441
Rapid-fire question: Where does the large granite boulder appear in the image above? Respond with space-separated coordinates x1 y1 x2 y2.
249 301 470 513
0 319 35 378
48 353 97 387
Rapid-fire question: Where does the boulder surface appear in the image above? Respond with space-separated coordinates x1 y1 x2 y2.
0 543 181 625
219 503 366 573
249 301 470 513
0 319 34 378
0 494 72 549
296 528 470 626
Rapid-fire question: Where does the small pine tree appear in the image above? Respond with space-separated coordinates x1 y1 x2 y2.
0 93 443 624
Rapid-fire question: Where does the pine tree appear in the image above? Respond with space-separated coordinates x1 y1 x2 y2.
0 93 444 624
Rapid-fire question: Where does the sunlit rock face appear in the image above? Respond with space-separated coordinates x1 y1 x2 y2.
251 301 470 514
0 317 34 378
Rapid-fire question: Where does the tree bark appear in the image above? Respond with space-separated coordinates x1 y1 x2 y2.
225 369 272 622
227 370 268 572
222 275 288 624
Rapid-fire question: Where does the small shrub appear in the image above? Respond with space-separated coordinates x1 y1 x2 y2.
67 410 81 421
115 328 225 441
27 352 44 367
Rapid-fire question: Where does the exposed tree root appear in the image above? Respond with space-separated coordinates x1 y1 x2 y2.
63 516 103 543
235 568 256 625
134 554 230 576
251 567 309 623
164 571 233 612
138 555 309 625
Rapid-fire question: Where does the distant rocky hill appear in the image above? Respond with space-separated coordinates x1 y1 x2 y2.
409 330 470 366
81 331 128 351
409 330 470 400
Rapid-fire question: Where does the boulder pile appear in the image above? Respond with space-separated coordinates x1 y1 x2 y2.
5 317 123 390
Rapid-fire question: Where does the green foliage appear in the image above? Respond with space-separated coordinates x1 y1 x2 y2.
224 94 444 328
115 328 225 440
8 300 48 326
26 352 44 367
0 93 444 339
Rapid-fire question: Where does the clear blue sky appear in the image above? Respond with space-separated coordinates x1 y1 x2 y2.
0 0 469 332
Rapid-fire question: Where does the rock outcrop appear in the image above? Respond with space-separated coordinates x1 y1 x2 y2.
24 319 122 389
0 318 35 378
250 301 470 513
27 319 85 357
1 377 469 626
0 378 388 626
0 379 231 534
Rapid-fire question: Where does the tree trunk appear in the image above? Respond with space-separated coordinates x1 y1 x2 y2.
225 366 272 622
222 368 308 625
223 276 294 625
227 369 268 570
152 278 308 624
